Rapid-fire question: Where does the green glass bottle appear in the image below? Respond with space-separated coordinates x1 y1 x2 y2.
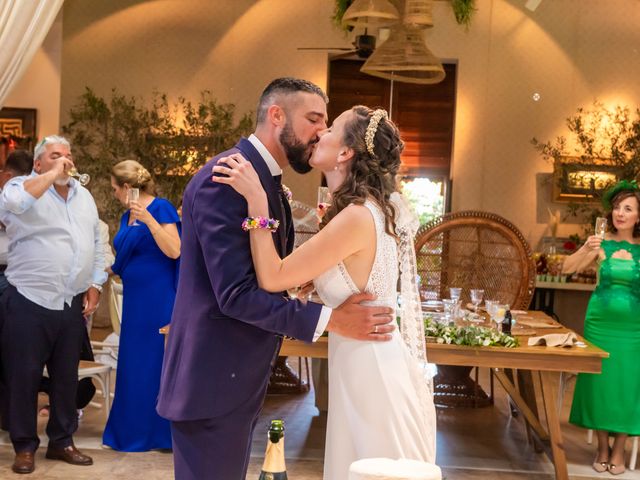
258 419 287 480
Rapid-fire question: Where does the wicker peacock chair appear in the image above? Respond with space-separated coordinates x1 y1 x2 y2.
415 210 536 408
415 210 536 311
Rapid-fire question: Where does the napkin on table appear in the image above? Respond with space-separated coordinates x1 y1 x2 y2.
527 332 578 347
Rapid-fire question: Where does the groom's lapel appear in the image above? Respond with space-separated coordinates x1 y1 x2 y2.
235 138 286 255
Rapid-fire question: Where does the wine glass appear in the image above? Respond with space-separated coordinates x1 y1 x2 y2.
317 186 332 222
128 188 140 226
485 299 497 325
595 217 607 239
67 167 91 186
490 304 506 330
470 289 484 312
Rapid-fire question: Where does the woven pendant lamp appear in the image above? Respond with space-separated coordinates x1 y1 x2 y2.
360 23 445 84
342 0 400 28
404 0 434 28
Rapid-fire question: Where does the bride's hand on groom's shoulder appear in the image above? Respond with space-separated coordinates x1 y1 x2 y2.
326 292 395 342
212 153 264 201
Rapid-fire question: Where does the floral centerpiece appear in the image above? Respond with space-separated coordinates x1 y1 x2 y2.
424 317 519 348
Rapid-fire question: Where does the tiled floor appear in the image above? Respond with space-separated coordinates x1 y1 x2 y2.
1 336 638 479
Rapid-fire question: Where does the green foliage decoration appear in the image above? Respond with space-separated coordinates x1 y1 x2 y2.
62 88 253 234
424 316 519 348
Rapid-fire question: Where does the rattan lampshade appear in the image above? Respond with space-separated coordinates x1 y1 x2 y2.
342 0 400 28
361 24 445 84
404 0 434 28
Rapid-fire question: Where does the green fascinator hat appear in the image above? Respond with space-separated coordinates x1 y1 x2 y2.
602 179 640 210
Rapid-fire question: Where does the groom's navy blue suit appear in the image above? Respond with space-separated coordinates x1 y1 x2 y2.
157 138 322 479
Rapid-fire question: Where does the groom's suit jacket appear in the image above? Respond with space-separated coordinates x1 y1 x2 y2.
157 138 322 421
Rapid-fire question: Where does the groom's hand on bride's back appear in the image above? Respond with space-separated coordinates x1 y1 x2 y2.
326 293 395 341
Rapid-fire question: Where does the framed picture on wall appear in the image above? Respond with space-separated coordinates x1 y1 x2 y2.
552 156 620 202
0 107 37 167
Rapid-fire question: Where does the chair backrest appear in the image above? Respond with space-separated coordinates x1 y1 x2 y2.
108 278 123 336
414 210 536 310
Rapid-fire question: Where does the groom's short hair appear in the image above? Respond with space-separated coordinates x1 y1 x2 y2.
256 77 328 125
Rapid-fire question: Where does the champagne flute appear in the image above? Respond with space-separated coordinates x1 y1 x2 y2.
595 217 607 239
317 186 332 222
67 167 91 186
128 188 140 226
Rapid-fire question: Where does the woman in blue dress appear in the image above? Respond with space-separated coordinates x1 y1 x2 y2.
103 160 181 451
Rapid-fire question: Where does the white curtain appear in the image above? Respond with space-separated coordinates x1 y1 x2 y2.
0 0 63 108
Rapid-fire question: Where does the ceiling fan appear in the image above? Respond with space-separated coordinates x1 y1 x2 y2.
297 31 377 59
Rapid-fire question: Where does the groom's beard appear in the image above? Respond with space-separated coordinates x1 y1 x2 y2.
280 122 315 174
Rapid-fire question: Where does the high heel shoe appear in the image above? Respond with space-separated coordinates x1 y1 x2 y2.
592 459 608 473
608 463 626 475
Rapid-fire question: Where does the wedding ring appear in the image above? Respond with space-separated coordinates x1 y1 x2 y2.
374 325 378 334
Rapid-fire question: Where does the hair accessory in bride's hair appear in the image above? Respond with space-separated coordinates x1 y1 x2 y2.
365 109 388 157
136 168 145 185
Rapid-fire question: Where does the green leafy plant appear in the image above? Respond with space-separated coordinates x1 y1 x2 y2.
62 88 253 234
532 102 640 242
424 317 519 348
451 0 476 28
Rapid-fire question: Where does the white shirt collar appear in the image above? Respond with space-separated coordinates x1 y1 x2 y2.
248 134 282 177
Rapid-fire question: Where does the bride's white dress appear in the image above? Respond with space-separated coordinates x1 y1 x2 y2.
314 200 437 480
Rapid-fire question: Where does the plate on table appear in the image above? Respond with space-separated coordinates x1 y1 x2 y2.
511 326 537 336
516 317 561 329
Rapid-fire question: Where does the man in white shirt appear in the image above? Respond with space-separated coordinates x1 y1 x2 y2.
0 136 107 474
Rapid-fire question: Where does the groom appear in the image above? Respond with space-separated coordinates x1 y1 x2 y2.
157 78 396 480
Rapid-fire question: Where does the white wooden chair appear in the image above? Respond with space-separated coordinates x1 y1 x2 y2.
78 360 112 420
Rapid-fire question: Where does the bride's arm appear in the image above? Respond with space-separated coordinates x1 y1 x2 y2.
249 202 371 292
212 154 372 292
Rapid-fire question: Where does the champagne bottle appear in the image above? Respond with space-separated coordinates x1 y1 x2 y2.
501 308 513 335
258 419 287 480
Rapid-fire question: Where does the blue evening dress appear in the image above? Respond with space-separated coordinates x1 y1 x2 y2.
103 198 180 451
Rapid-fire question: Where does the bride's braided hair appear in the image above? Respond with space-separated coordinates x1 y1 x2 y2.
321 106 404 237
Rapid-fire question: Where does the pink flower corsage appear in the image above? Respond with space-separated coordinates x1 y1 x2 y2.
242 216 279 233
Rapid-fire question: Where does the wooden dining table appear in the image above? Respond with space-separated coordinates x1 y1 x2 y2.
279 310 608 480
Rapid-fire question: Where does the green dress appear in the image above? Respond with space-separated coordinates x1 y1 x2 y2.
570 239 640 434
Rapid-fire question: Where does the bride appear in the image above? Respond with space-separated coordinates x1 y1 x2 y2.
213 105 437 478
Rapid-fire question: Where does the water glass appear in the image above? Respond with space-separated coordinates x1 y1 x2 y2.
470 289 484 312
449 287 462 302
442 299 458 323
595 217 607 239
128 188 140 226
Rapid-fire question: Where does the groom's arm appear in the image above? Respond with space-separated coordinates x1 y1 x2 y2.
193 171 320 342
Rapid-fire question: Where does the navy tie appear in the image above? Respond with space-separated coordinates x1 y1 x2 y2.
273 175 288 246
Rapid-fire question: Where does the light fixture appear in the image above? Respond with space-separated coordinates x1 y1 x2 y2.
342 0 400 28
361 24 445 84
404 0 434 28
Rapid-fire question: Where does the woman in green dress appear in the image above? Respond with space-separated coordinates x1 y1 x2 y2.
564 180 640 475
